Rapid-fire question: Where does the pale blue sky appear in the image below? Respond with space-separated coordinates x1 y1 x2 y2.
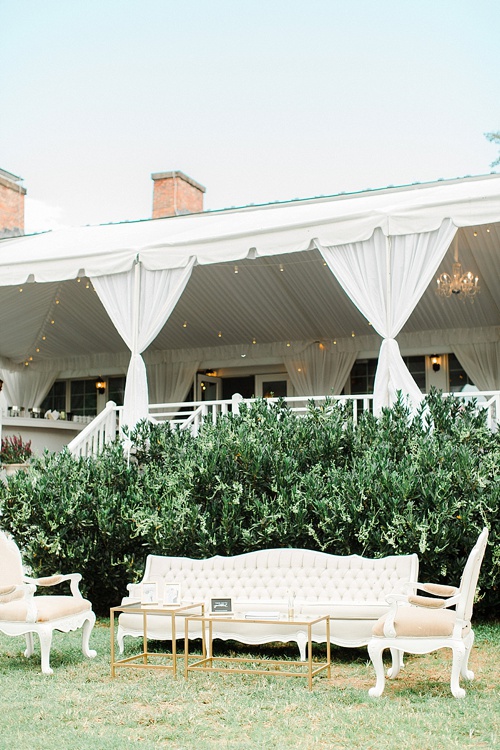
1 0 499 232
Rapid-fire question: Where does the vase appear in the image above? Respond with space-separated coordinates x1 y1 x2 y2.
1 463 29 476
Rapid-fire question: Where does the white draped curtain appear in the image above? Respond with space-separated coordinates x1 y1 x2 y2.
453 342 500 391
91 260 194 428
0 368 57 410
147 360 200 404
319 220 457 414
284 343 357 396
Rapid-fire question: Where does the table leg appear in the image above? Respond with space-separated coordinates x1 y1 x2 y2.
307 624 313 691
110 610 115 677
172 613 177 678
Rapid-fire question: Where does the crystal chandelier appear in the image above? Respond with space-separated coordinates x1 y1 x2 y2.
436 238 479 301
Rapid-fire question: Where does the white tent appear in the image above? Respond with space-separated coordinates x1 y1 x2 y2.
0 173 499 425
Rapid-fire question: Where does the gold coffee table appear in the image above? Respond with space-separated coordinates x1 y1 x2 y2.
110 601 204 677
184 613 330 690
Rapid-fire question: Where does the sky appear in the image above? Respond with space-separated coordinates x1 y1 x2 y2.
1 0 500 234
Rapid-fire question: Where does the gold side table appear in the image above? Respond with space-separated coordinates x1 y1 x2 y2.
110 601 204 678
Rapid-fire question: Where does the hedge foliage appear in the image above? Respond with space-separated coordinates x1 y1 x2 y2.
0 391 498 615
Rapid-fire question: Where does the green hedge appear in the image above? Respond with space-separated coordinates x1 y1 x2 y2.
0 391 498 616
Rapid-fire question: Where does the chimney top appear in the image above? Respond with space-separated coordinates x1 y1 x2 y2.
0 167 26 238
151 171 205 219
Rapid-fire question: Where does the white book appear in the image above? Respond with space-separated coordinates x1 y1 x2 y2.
244 611 281 620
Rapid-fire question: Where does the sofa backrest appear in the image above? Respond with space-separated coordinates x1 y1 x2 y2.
141 548 419 606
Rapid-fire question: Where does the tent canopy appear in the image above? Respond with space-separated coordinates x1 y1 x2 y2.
0 173 499 421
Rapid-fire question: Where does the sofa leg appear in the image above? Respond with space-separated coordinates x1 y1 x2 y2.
296 632 307 662
82 612 97 660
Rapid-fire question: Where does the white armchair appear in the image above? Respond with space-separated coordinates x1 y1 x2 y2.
368 528 489 699
0 530 97 674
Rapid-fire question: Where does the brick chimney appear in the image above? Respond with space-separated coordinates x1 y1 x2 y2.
0 168 26 238
151 170 205 218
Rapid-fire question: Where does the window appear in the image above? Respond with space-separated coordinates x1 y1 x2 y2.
448 353 474 392
108 376 126 406
41 381 66 413
403 356 426 393
349 356 426 394
70 380 97 417
350 359 377 395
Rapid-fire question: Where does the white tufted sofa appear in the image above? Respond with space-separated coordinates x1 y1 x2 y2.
117 548 418 660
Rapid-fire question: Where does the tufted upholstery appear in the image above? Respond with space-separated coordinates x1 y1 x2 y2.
118 548 418 658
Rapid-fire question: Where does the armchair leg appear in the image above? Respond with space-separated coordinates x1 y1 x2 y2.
82 612 97 660
368 640 386 697
387 648 403 679
38 626 54 675
461 630 475 682
450 643 466 699
24 632 34 658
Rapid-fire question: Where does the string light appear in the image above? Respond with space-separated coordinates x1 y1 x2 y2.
218 331 222 338
182 321 188 328
234 265 239 274
279 263 284 272
252 337 257 344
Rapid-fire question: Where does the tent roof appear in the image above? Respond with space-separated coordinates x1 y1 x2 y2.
0 174 499 368
1 173 500 284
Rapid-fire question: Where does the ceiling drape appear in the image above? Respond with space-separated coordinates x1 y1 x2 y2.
318 220 457 414
147 359 200 405
284 342 357 396
91 260 194 429
0 368 58 410
453 342 500 391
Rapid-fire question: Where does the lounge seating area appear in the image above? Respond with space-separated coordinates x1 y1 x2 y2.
0 527 490 701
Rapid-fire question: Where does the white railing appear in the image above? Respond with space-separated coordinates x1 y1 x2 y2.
67 400 121 457
66 390 499 457
447 390 499 432
148 393 374 435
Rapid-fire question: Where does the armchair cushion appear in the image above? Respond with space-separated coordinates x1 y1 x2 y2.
372 607 470 639
0 596 92 623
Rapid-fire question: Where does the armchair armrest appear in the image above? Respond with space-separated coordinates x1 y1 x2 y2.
24 573 83 598
402 580 458 597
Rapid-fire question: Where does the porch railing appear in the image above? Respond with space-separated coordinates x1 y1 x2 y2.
67 400 121 457
148 393 374 435
67 390 499 458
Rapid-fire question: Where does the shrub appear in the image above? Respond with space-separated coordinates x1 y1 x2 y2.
0 434 32 463
0 392 498 615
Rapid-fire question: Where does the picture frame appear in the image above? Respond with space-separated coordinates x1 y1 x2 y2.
163 582 181 606
210 597 232 614
141 581 158 605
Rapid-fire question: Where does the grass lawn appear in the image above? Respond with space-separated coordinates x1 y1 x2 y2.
0 619 498 750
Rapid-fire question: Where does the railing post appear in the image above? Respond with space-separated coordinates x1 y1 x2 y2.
232 393 243 415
